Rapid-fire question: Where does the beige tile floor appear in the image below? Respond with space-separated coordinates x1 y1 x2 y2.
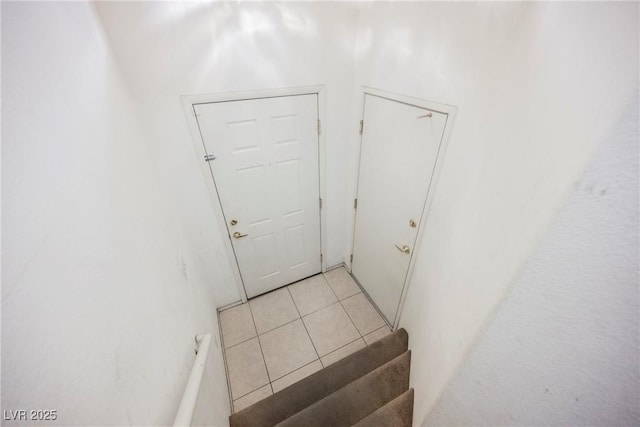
218 266 392 412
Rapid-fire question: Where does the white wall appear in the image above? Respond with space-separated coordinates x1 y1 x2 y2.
94 2 360 306
425 92 639 426
4 2 636 425
1 2 229 425
348 2 638 424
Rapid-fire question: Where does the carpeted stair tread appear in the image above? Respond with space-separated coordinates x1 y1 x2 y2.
229 328 408 427
275 350 411 427
351 388 414 427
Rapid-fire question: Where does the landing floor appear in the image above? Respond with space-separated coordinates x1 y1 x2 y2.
218 266 391 412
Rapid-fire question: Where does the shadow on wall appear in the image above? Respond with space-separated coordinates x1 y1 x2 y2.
424 91 640 426
99 2 351 92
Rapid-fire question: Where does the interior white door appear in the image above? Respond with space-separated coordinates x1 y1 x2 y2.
195 94 321 298
352 94 447 324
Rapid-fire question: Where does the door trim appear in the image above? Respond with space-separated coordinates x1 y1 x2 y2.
181 86 328 304
350 86 458 329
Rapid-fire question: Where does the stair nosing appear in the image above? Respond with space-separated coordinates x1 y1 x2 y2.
275 350 411 427
229 328 409 427
350 387 415 427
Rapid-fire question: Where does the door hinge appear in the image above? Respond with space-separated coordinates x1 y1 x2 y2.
359 120 364 135
204 154 216 162
318 119 321 135
350 254 353 263
320 253 323 263
354 198 358 209
319 198 323 209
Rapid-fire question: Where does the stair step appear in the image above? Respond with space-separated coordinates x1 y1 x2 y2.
230 328 409 427
351 388 414 427
275 350 411 427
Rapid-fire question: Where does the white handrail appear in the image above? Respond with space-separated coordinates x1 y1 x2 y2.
173 334 212 427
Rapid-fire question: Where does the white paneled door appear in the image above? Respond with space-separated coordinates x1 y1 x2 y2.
352 94 448 324
195 95 321 298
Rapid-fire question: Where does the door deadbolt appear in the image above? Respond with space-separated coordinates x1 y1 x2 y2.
409 219 417 228
230 219 238 226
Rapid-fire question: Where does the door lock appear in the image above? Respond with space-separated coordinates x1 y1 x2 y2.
230 219 238 226
394 244 411 254
233 231 248 239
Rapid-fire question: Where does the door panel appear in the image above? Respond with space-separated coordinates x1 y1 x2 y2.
195 95 321 298
352 94 447 323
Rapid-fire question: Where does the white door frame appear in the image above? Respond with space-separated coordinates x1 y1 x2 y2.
350 86 457 329
182 86 328 303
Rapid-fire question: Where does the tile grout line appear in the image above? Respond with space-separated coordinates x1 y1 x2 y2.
246 300 274 392
249 287 301 336
333 287 365 339
223 312 364 357
349 272 394 330
217 309 235 414
310 299 353 362
320 273 368 368
224 314 301 352
345 294 389 336
289 274 340 317
227 270 371 409
224 336 255 352
322 274 362 334
224 302 358 352
220 303 260 350
232 381 272 403
362 325 391 345
320 273 369 358
286 286 322 363
322 271 363 331
326 271 387 337
288 267 363 322
291 291 352 319
323 268 362 301
238 303 369 404
321 271 342 302
320 336 365 368
270 358 322 387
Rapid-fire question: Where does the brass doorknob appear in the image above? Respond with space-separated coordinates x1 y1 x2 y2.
394 244 410 254
233 231 248 239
